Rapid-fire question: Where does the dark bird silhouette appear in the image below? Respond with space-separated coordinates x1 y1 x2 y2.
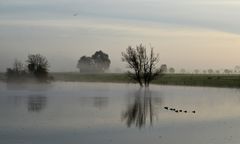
184 111 187 113
179 110 182 112
192 111 196 113
164 107 168 110
73 13 78 16
175 110 179 113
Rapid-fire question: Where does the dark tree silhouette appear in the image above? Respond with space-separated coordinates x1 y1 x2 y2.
77 50 111 73
92 51 111 73
160 64 168 73
26 54 49 80
168 67 175 73
122 44 161 87
77 56 95 73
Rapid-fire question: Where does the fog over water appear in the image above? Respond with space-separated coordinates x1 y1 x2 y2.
1 0 240 72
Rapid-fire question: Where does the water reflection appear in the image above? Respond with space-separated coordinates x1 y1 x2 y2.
78 96 109 110
122 88 162 128
2 82 240 144
6 82 51 92
93 97 108 110
28 95 47 112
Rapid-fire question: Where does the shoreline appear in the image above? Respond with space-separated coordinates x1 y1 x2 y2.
52 73 240 88
1 72 240 88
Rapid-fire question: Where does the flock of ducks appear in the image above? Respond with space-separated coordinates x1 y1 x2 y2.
164 106 196 114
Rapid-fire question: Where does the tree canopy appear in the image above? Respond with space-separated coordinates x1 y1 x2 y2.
168 67 175 73
77 50 111 73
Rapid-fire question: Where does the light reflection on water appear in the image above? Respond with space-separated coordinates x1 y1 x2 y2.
0 82 240 144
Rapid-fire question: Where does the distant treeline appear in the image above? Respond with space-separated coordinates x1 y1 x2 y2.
3 44 240 87
6 54 52 82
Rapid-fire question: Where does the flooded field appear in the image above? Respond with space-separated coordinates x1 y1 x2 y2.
0 82 240 144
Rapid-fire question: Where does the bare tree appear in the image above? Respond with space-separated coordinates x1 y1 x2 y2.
26 54 49 80
13 59 25 73
122 44 161 87
6 59 26 80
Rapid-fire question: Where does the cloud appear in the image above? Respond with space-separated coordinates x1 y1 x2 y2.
1 18 239 38
196 0 240 5
1 0 240 35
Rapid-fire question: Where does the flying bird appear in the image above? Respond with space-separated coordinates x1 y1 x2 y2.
73 13 79 16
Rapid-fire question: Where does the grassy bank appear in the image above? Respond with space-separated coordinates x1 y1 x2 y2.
1 72 240 88
152 74 240 88
51 72 240 88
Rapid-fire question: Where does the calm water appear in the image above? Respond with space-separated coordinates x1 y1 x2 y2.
0 82 240 144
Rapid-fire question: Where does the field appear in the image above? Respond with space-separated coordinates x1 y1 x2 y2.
152 74 240 87
51 72 240 88
1 72 240 88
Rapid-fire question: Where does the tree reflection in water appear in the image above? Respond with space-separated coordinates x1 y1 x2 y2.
28 95 47 112
93 97 108 110
122 88 162 128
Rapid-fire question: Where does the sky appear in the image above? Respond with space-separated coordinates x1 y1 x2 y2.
0 0 240 72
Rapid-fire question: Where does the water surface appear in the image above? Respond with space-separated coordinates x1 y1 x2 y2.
0 82 240 144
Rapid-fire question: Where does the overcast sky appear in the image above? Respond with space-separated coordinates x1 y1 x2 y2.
1 0 240 72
